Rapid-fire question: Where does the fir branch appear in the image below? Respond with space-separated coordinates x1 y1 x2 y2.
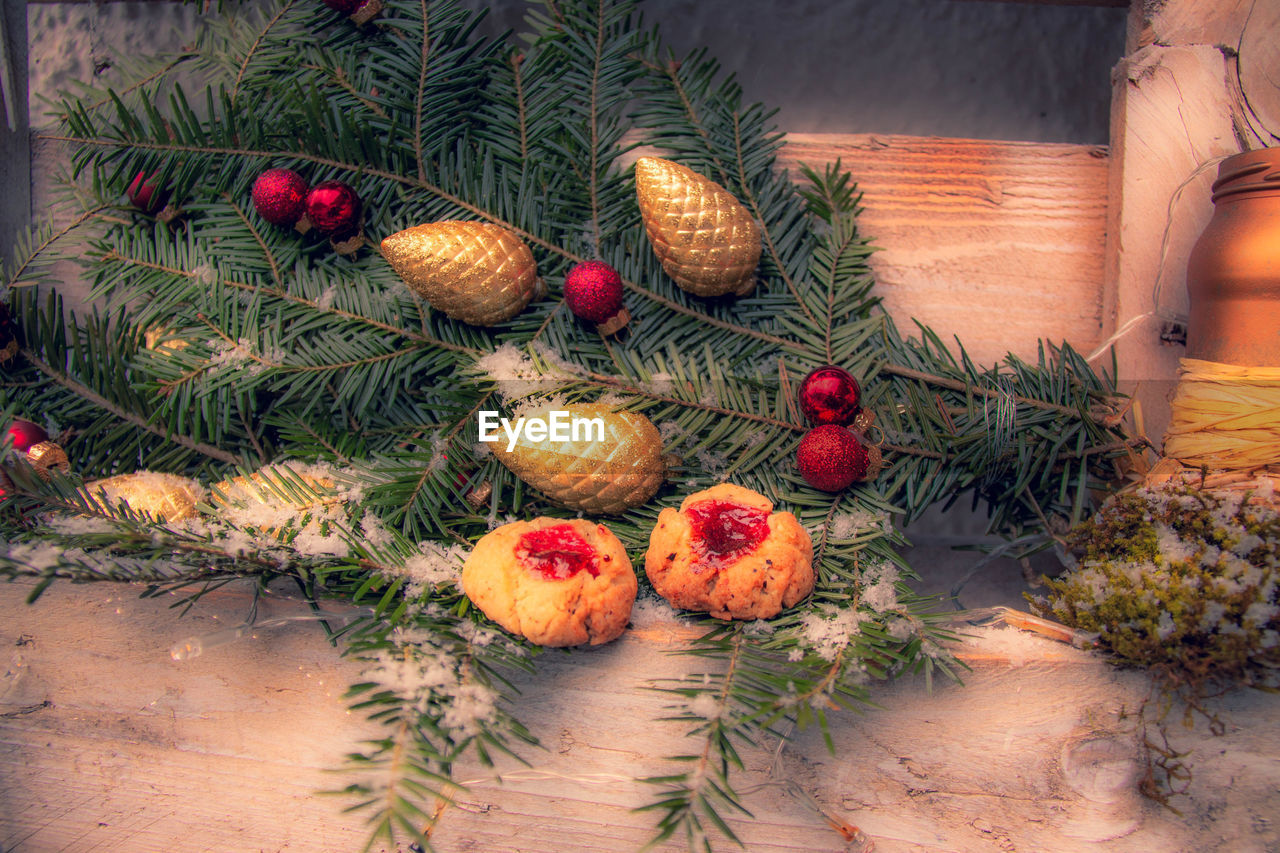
5 204 111 288
22 348 240 465
222 193 282 286
414 0 433 183
230 0 297 104
880 361 1097 420
731 111 816 331
586 0 606 245
513 53 534 165
96 246 482 357
637 54 730 187
53 133 793 349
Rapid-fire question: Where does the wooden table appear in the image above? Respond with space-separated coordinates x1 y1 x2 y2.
3 579 1278 852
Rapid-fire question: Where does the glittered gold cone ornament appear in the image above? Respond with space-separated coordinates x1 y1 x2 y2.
381 221 538 326
210 465 343 539
82 472 204 521
210 466 337 511
634 156 761 297
494 402 665 514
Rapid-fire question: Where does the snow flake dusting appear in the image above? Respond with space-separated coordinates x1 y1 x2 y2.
797 604 866 661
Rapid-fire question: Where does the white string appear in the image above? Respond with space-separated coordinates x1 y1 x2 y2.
1085 311 1158 364
1087 153 1233 366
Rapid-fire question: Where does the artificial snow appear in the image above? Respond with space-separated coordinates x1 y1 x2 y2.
441 683 499 737
959 624 1083 667
476 343 563 401
645 372 676 396
657 421 685 443
829 510 890 540
208 337 264 375
359 513 395 551
686 691 722 720
860 560 900 612
695 450 729 481
397 541 467 599
4 541 66 571
629 594 687 629
316 285 338 310
797 605 866 661
44 515 119 536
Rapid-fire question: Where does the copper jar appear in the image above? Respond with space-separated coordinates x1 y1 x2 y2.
1185 148 1280 367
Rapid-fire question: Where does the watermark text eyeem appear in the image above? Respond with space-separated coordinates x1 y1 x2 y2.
477 410 606 452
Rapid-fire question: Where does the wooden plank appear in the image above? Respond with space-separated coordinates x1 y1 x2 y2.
1103 0 1278 444
4 580 1278 852
778 134 1109 367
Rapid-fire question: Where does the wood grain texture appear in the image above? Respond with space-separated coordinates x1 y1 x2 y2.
777 134 1109 367
1103 0 1279 444
3 580 1279 853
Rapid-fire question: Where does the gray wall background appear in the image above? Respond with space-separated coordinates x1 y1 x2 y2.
30 0 1127 142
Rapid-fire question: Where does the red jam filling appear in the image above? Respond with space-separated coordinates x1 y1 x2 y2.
687 500 769 571
516 524 599 580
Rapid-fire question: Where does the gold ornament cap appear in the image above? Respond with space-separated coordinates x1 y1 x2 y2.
494 401 665 514
634 156 761 297
381 221 538 326
26 441 70 479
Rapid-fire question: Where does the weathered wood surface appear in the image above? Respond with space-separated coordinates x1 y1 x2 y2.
1104 0 1280 444
779 134 1108 367
3 579 1278 853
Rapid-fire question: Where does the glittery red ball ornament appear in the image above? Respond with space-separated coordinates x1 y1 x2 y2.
127 170 170 213
7 419 49 453
796 425 869 492
798 365 862 426
252 168 309 227
565 262 624 321
305 180 362 237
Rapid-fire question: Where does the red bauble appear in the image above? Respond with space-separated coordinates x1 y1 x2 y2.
127 170 170 213
252 168 309 227
565 262 623 322
796 425 869 492
305 180 362 237
798 365 862 426
7 419 49 453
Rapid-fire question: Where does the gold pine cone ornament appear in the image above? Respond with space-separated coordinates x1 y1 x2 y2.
381 221 538 326
82 472 204 521
634 156 761 297
493 402 665 514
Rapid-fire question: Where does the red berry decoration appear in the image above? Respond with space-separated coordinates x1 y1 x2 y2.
797 425 871 493
127 170 170 214
7 419 49 453
798 365 862 426
252 168 309 228
305 180 363 237
564 261 630 335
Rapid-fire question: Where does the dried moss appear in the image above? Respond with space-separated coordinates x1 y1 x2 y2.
1029 484 1280 689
